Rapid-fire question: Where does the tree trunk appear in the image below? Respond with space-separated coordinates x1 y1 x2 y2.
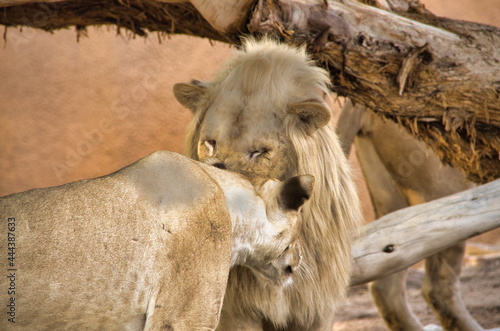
350 178 500 286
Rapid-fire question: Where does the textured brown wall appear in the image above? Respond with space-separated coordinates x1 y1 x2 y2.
0 32 232 195
422 0 499 25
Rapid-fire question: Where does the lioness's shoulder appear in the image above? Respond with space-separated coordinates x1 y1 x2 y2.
118 151 223 206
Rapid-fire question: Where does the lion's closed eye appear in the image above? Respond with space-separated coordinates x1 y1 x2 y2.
249 148 270 161
249 150 261 160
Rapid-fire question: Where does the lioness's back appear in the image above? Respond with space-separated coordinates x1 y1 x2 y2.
0 151 231 330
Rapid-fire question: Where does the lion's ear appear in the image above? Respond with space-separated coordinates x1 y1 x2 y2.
173 80 207 114
287 101 331 135
278 175 314 211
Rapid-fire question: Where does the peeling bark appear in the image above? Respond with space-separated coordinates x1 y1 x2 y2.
0 0 229 42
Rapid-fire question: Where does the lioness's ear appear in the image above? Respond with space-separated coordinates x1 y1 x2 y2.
279 175 314 211
287 101 331 135
173 80 207 114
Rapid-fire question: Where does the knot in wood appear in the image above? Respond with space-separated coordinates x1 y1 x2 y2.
383 244 394 253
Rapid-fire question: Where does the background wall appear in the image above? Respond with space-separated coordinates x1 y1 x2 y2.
0 32 232 195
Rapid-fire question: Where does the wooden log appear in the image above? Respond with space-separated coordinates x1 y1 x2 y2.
350 178 500 286
0 0 229 41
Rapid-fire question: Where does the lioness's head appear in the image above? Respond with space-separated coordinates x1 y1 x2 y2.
174 38 331 180
204 158 313 286
246 174 313 286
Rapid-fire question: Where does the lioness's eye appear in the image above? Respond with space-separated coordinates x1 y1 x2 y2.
203 140 216 156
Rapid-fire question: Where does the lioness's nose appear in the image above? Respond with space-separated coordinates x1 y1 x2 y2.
279 241 302 277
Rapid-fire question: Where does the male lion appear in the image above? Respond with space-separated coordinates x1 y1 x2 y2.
0 150 313 330
174 38 362 330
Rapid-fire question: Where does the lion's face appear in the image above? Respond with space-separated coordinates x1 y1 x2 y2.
197 95 296 179
174 39 332 180
175 81 331 181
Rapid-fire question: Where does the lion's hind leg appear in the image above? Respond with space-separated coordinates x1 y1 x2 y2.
369 270 425 331
422 242 483 331
353 133 425 331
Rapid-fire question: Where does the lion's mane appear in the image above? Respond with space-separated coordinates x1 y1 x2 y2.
184 38 362 328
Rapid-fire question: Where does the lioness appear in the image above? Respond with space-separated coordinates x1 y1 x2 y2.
175 38 362 330
0 150 313 330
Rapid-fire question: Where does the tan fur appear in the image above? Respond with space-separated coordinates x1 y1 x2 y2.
338 106 481 331
0 150 312 330
175 38 362 330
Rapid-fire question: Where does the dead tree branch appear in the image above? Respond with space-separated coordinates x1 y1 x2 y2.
350 178 500 285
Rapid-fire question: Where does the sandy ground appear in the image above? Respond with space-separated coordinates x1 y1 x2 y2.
333 248 500 330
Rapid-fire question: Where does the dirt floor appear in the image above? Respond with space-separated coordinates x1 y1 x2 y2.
333 246 500 330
